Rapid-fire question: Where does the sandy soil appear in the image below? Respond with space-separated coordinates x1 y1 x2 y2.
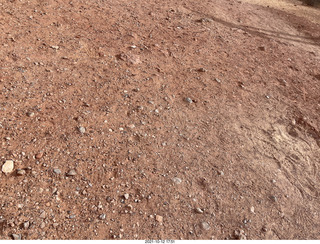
0 0 320 240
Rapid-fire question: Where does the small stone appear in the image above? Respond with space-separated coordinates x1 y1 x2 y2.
53 223 59 228
201 222 210 230
258 46 265 51
234 230 246 240
214 78 221 83
17 204 23 209
250 206 255 213
78 126 86 134
27 112 35 117
197 68 207 72
67 169 77 176
195 208 204 214
156 215 163 223
126 204 133 210
16 169 26 176
40 211 46 219
2 160 14 174
12 234 21 240
270 195 277 202
23 221 30 229
127 124 135 129
35 152 43 159
99 214 106 220
51 45 59 50
40 222 45 228
69 215 76 219
123 193 129 200
53 168 61 174
185 97 193 104
172 177 182 184
218 171 224 176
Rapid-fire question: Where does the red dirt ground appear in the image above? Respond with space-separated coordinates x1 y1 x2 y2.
0 0 320 240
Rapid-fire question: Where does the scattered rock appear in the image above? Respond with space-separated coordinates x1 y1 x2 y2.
195 208 204 214
11 234 21 240
35 152 43 159
197 67 207 72
218 170 224 176
53 223 59 228
185 97 193 104
123 193 130 200
99 214 106 220
40 211 46 219
51 45 59 50
250 206 255 213
156 215 163 223
26 112 35 117
23 221 30 229
270 195 277 202
234 230 246 240
67 169 77 176
258 46 266 51
69 214 76 219
53 168 61 174
201 222 210 230
16 169 26 176
2 160 14 174
197 18 213 23
40 222 45 229
214 78 221 83
172 177 182 184
78 126 86 134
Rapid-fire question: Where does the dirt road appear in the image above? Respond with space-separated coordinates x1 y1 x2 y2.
0 0 320 240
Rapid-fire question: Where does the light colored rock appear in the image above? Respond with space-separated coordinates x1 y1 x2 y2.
201 222 210 230
195 208 204 214
67 169 77 176
2 160 14 174
40 211 46 219
16 169 26 176
172 177 182 184
12 234 21 240
23 221 30 229
53 168 61 174
78 126 86 134
156 215 163 223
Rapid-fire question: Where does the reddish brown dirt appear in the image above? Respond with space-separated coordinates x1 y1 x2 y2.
1 0 320 240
